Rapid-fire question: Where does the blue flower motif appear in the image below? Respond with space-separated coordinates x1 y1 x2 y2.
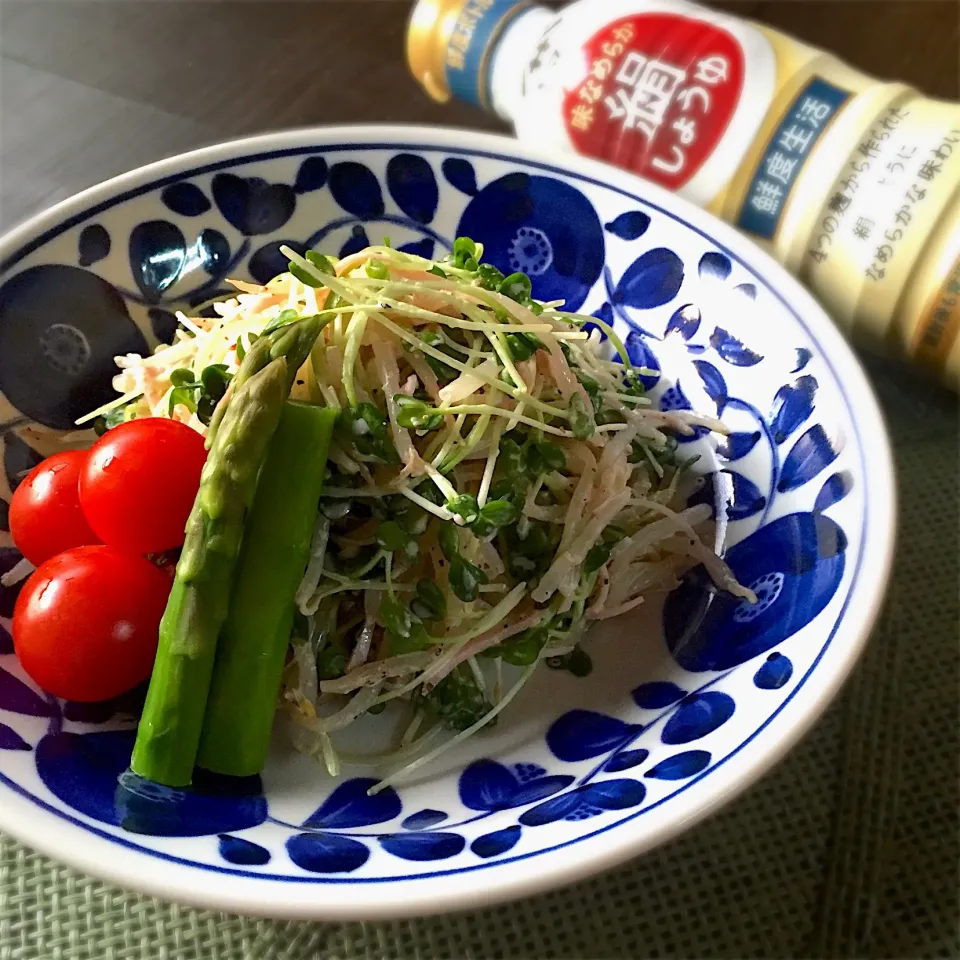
0 266 149 429
664 510 848 671
457 172 604 312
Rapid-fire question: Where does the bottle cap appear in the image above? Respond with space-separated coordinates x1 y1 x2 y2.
407 0 534 110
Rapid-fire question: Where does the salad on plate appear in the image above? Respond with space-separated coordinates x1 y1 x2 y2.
7 238 753 791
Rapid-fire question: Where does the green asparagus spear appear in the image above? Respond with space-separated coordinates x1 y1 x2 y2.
196 402 337 777
131 317 328 786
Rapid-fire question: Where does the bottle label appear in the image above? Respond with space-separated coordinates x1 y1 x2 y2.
736 77 850 240
562 13 745 190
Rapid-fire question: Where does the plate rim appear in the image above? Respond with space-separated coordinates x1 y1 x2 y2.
0 124 897 919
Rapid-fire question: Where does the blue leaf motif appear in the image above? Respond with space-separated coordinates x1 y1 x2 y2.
661 693 735 745
579 778 646 810
0 498 7 533
5 435 43 496
0 549 26 618
605 211 651 240
302 778 401 829
211 174 296 236
770 376 817 444
148 308 178 342
471 825 522 858
519 790 583 826
693 360 727 413
665 304 700 340
129 220 186 301
379 832 465 862
294 156 329 194
814 471 853 513
78 224 111 267
632 681 686 709
196 228 230 276
613 248 684 309
160 182 211 217
329 162 384 218
287 833 369 873
339 226 371 259
547 709 639 762
249 240 306 285
623 332 660 389
753 652 794 689
725 470 766 521
645 750 711 780
218 834 271 865
401 809 448 831
511 775 575 805
793 348 813 372
0 667 54 717
387 154 439 224
698 251 731 281
0 624 12 655
734 283 757 299
778 425 839 492
398 238 436 260
604 748 649 772
442 158 478 196
717 431 761 461
709 327 763 366
459 759 517 811
0 723 30 751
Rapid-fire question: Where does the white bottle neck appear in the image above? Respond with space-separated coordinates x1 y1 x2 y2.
489 6 556 123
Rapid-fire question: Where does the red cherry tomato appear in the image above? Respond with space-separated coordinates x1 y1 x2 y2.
10 450 100 565
13 545 170 702
80 418 207 555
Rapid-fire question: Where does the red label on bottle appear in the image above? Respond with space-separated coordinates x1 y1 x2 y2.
563 14 745 190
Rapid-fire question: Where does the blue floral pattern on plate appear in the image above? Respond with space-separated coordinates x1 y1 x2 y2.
0 134 875 898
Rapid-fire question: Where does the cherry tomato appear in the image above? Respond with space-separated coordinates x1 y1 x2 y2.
13 545 170 702
80 418 207 555
10 450 100 565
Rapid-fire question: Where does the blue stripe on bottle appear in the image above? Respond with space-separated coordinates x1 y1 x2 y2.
737 77 851 240
444 0 531 110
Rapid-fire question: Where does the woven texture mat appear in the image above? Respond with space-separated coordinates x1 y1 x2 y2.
1 356 957 960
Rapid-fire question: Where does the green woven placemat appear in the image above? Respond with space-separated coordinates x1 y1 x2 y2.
2 357 957 960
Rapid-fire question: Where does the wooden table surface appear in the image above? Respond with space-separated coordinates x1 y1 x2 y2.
1 0 958 231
